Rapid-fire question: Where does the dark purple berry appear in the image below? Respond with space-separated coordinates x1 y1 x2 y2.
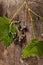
22 34 26 42
8 31 12 37
21 34 26 43
14 37 19 45
18 24 21 31
13 32 18 40
19 38 23 47
14 32 18 38
18 21 21 24
14 20 21 25
23 26 28 32
19 34 26 44
19 38 22 44
20 28 24 34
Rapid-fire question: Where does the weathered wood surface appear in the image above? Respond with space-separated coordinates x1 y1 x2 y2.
0 0 43 65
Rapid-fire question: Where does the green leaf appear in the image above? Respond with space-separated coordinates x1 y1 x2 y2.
0 16 17 47
22 39 43 58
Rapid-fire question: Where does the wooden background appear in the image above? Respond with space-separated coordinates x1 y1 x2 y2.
0 0 43 65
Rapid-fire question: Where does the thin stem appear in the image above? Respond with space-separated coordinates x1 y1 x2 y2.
28 8 43 20
10 1 26 22
9 22 13 32
10 0 43 22
26 0 35 39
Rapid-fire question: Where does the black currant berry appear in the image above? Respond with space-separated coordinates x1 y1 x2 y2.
23 26 28 32
21 34 26 42
23 34 26 38
19 38 23 47
19 35 25 44
20 28 24 34
22 34 26 41
19 38 22 44
13 32 18 40
14 32 18 38
8 31 12 37
14 20 21 25
18 24 21 31
14 37 19 45
18 21 21 24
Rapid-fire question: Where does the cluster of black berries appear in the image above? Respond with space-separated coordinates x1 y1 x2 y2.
14 20 28 34
8 31 26 47
13 32 26 47
8 19 29 47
